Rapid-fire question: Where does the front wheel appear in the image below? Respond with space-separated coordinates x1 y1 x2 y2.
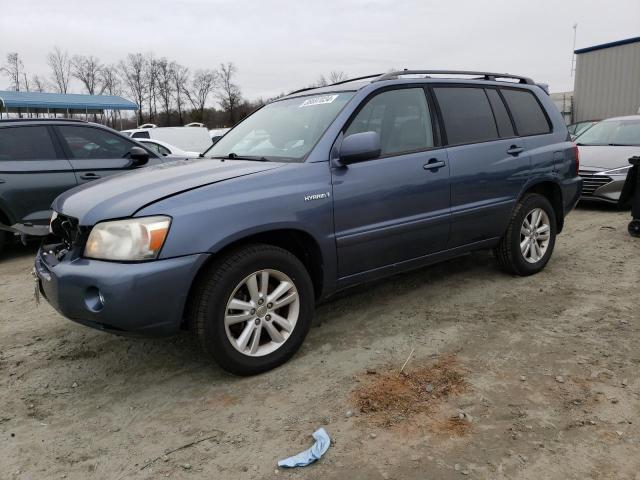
189 244 314 375
494 193 557 276
629 220 640 237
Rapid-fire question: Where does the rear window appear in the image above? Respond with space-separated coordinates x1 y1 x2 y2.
132 131 151 139
433 87 499 145
500 88 551 136
0 126 57 161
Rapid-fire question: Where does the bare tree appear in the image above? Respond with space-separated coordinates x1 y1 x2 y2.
172 64 189 125
71 55 104 95
144 54 159 122
47 47 72 93
101 65 121 95
216 62 241 124
31 75 48 92
156 58 176 125
186 69 217 123
119 53 147 125
1 53 25 91
101 65 122 127
316 71 347 87
328 71 347 83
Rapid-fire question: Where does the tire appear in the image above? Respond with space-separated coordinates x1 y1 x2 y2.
189 244 314 376
494 193 557 276
629 220 640 237
0 230 5 256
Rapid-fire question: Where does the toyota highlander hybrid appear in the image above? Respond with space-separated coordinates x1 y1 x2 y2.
35 70 582 375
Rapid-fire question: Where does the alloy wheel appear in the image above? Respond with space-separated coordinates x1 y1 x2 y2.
520 208 551 264
224 269 300 357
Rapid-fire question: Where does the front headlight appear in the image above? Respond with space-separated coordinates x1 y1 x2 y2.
84 216 171 261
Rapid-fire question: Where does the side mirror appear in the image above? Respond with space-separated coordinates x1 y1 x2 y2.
338 131 381 165
128 146 149 166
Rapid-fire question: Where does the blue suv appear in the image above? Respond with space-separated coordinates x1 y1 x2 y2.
35 71 582 375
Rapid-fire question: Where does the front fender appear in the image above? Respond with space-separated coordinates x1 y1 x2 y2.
136 162 337 293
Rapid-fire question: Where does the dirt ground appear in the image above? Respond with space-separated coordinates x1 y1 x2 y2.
2 205 639 480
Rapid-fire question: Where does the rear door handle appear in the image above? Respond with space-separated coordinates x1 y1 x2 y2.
507 145 525 156
423 158 446 171
80 172 101 180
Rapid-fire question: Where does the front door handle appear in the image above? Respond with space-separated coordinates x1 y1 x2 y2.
423 158 446 172
507 145 525 156
80 172 101 180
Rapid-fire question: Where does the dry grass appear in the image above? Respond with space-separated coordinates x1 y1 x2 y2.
351 354 466 426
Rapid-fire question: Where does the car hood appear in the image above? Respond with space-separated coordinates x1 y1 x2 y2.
53 158 284 225
578 145 640 171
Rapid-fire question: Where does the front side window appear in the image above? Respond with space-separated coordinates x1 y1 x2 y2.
500 88 551 136
205 92 355 162
58 126 134 160
143 141 169 156
434 87 499 145
345 88 434 156
576 119 640 146
0 126 57 161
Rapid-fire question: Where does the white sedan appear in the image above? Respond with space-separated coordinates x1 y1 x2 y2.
137 138 201 158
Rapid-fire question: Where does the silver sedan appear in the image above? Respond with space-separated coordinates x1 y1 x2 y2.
576 115 640 203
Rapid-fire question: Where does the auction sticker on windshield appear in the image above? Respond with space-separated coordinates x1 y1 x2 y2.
299 95 339 107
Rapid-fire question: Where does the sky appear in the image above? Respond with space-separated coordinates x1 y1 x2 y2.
1 0 639 103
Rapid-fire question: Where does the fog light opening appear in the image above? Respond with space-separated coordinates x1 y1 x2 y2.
85 287 105 312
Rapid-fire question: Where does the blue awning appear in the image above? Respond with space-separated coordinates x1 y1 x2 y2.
0 91 138 111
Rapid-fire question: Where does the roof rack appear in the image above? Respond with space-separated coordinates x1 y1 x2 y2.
374 70 535 85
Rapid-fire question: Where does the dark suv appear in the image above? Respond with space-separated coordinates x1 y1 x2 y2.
0 119 161 252
35 71 582 375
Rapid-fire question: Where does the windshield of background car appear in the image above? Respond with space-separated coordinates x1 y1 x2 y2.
204 92 355 162
576 119 640 146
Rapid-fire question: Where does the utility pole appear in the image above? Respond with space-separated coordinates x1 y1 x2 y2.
570 23 578 77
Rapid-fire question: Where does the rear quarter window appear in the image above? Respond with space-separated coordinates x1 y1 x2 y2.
0 126 58 161
500 88 551 136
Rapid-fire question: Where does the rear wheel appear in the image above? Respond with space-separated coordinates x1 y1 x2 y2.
189 244 314 375
494 193 557 276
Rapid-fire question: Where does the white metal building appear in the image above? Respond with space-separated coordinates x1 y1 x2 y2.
573 36 640 122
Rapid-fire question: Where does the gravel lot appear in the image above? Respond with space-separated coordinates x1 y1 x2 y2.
2 206 639 480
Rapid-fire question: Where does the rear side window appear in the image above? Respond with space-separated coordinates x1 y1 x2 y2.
433 87 498 145
345 88 434 156
485 89 515 138
0 126 57 161
57 126 134 160
500 89 551 136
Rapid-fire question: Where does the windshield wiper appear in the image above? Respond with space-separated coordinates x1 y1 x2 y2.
226 152 269 162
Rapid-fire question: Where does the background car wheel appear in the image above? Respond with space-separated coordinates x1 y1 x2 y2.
629 220 640 237
189 244 314 376
494 193 557 276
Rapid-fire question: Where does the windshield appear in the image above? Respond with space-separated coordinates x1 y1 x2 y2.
204 92 355 162
576 118 640 146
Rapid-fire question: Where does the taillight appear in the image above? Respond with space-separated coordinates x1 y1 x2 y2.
573 144 580 173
